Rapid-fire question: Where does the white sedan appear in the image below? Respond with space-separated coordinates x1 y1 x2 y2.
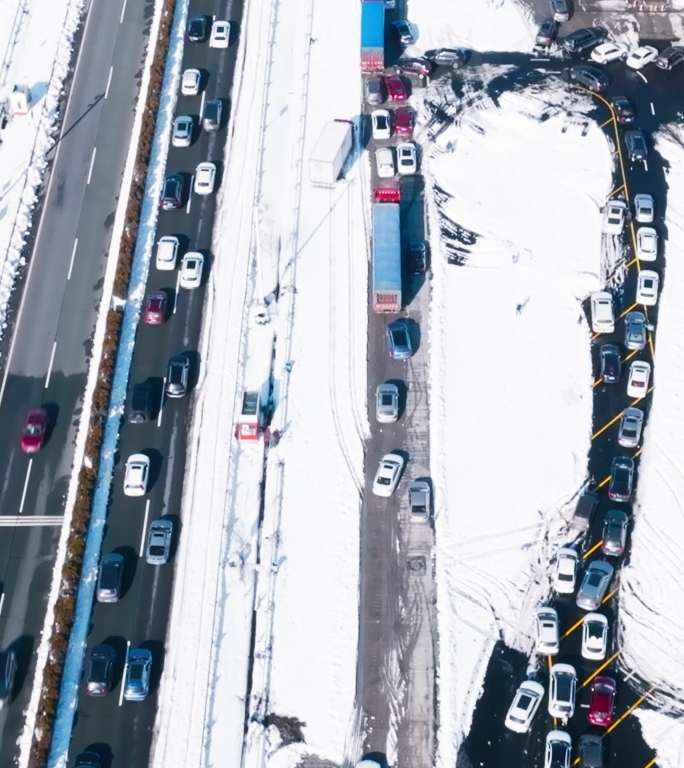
591 42 627 64
372 453 405 497
603 199 627 234
194 162 217 195
179 252 204 289
626 45 658 70
209 20 231 48
636 269 659 306
124 454 150 497
581 613 609 660
553 547 579 594
636 227 657 261
504 680 545 733
535 606 559 655
375 147 395 179
180 67 201 96
627 360 651 399
634 193 654 223
397 142 417 175
371 109 391 140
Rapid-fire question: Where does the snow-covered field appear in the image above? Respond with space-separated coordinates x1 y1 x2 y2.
619 123 684 768
0 0 83 341
152 0 366 765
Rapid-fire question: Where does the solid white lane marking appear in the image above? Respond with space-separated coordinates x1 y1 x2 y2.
19 460 33 515
139 499 150 557
0 592 5 617
44 341 57 389
157 379 165 427
67 237 78 281
531 58 551 62
644 160 649 172
119 0 128 24
199 90 206 120
650 101 655 116
637 71 648 84
186 178 193 214
86 146 97 185
105 65 113 99
119 639 131 705
173 272 181 313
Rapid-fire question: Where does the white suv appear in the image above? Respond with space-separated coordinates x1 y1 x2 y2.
549 663 577 723
123 454 150 497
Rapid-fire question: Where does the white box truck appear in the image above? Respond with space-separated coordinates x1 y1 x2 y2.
309 119 353 187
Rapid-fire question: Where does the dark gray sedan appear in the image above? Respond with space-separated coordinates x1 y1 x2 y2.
624 311 647 351
146 518 173 565
601 509 629 557
576 560 614 610
625 130 648 162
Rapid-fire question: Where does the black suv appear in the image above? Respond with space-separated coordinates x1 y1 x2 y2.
424 47 468 68
567 64 609 92
202 99 223 132
625 130 648 162
187 15 209 42
166 355 190 399
536 19 558 48
656 45 684 70
599 344 621 383
128 380 155 423
561 26 607 54
612 96 635 125
85 644 115 697
160 174 184 211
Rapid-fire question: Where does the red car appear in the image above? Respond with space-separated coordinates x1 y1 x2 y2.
588 676 616 727
21 408 48 454
142 291 168 325
383 74 408 102
394 107 414 137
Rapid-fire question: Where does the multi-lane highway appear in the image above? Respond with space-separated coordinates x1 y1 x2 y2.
0 0 153 761
67 0 244 764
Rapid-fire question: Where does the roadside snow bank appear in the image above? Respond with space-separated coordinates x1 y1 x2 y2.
425 86 613 765
619 123 684 768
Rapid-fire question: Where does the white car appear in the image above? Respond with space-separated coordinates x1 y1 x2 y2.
371 109 391 140
545 730 572 768
172 115 194 148
372 452 405 497
155 235 179 271
554 547 579 594
636 269 659 306
535 606 560 655
603 199 627 234
209 20 230 48
627 360 651 399
591 42 627 64
179 252 204 289
548 663 577 723
636 227 658 261
194 162 217 195
504 680 545 733
123 453 150 497
180 67 201 96
634 193 654 223
590 291 614 334
626 45 658 70
375 147 395 179
397 142 417 175
581 613 609 660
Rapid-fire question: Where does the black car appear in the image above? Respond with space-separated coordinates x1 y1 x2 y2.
561 26 607 54
656 45 684 70
128 380 155 423
601 509 629 556
423 47 468 68
408 243 428 276
160 174 184 211
74 753 101 768
625 130 648 162
85 643 115 697
612 96 635 125
608 456 634 503
567 64 609 92
536 19 558 47
599 343 621 383
166 354 190 399
187 15 209 42
0 649 17 705
96 552 124 603
202 99 223 132
394 57 433 77
579 734 603 767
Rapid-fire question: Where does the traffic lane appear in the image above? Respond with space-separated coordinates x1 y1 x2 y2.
0 525 60 765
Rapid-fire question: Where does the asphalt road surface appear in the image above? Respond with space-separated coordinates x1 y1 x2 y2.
67 1 245 765
0 0 154 761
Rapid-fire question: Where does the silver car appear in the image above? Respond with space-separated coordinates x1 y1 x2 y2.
96 552 124 603
618 407 644 448
124 647 152 701
171 115 194 148
623 311 647 351
409 479 431 521
145 518 173 565
364 77 385 106
166 354 190 399
375 383 399 423
601 509 628 556
576 560 614 611
550 0 570 21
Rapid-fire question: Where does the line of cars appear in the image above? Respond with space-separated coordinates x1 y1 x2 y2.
502 58 664 768
72 15 234 766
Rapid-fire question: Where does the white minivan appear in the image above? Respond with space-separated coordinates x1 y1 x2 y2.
590 291 614 334
156 235 179 271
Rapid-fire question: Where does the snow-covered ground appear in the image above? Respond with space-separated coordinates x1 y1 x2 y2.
0 0 83 341
152 0 366 765
619 123 684 768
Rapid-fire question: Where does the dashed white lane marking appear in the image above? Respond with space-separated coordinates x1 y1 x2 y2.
67 237 78 281
44 341 57 389
86 146 97 185
19 459 33 515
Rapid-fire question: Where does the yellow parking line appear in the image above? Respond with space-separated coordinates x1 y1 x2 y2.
592 377 603 388
626 256 639 269
624 349 638 363
605 687 655 735
642 758 658 768
592 410 624 441
602 586 619 605
580 650 621 688
596 474 611 490
606 182 625 198
630 385 654 408
563 615 585 639
601 117 616 131
648 333 656 361
619 302 638 320
634 447 643 459
583 539 603 559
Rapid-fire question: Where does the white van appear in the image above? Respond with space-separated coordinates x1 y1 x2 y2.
590 291 614 334
155 235 179 271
